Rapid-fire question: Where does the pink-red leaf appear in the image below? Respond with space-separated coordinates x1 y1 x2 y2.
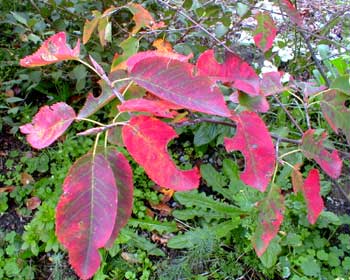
279 0 303 27
224 111 275 191
196 49 260 96
56 153 118 279
122 115 200 191
252 185 284 257
127 50 192 72
303 168 324 224
129 57 230 117
118 98 180 118
20 102 75 149
20 32 80 67
104 148 133 247
260 71 285 96
301 129 342 179
253 12 277 53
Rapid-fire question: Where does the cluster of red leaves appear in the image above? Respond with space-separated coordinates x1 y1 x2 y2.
18 1 343 279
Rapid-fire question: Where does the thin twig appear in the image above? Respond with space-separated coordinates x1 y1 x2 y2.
299 31 330 87
271 94 304 134
331 179 350 204
157 0 235 54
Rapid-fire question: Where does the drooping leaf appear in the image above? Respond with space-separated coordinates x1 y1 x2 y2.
126 50 192 72
301 129 342 179
196 49 260 96
118 98 180 118
111 37 139 71
129 57 230 117
77 71 128 119
291 162 304 193
252 185 284 257
224 111 276 191
83 11 101 44
321 89 350 144
122 116 200 191
253 12 277 53
104 148 133 247
97 16 110 47
56 153 118 279
20 32 80 67
126 3 165 34
303 169 324 224
279 0 303 27
20 102 76 149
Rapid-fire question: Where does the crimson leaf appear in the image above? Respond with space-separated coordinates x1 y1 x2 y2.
129 56 230 117
196 49 260 96
56 153 118 279
20 102 76 149
279 0 303 27
122 115 200 191
303 169 324 224
224 111 275 191
104 148 133 247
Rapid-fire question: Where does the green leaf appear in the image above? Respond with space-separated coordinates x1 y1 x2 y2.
168 219 239 249
194 122 232 146
330 75 350 95
200 164 235 200
174 190 245 216
128 218 178 234
260 238 281 268
300 256 320 277
11 12 28 26
237 3 249 17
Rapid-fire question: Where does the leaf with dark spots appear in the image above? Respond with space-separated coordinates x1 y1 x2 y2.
321 89 350 144
301 129 342 179
253 12 277 53
20 32 80 67
122 115 200 191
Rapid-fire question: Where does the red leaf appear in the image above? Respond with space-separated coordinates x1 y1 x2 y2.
224 111 275 191
196 49 260 96
279 0 303 27
20 32 80 67
104 148 133 247
252 185 284 257
122 116 200 191
56 153 118 279
127 50 192 72
129 57 230 117
303 169 324 224
253 12 277 53
301 129 342 178
20 102 75 149
118 98 180 118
